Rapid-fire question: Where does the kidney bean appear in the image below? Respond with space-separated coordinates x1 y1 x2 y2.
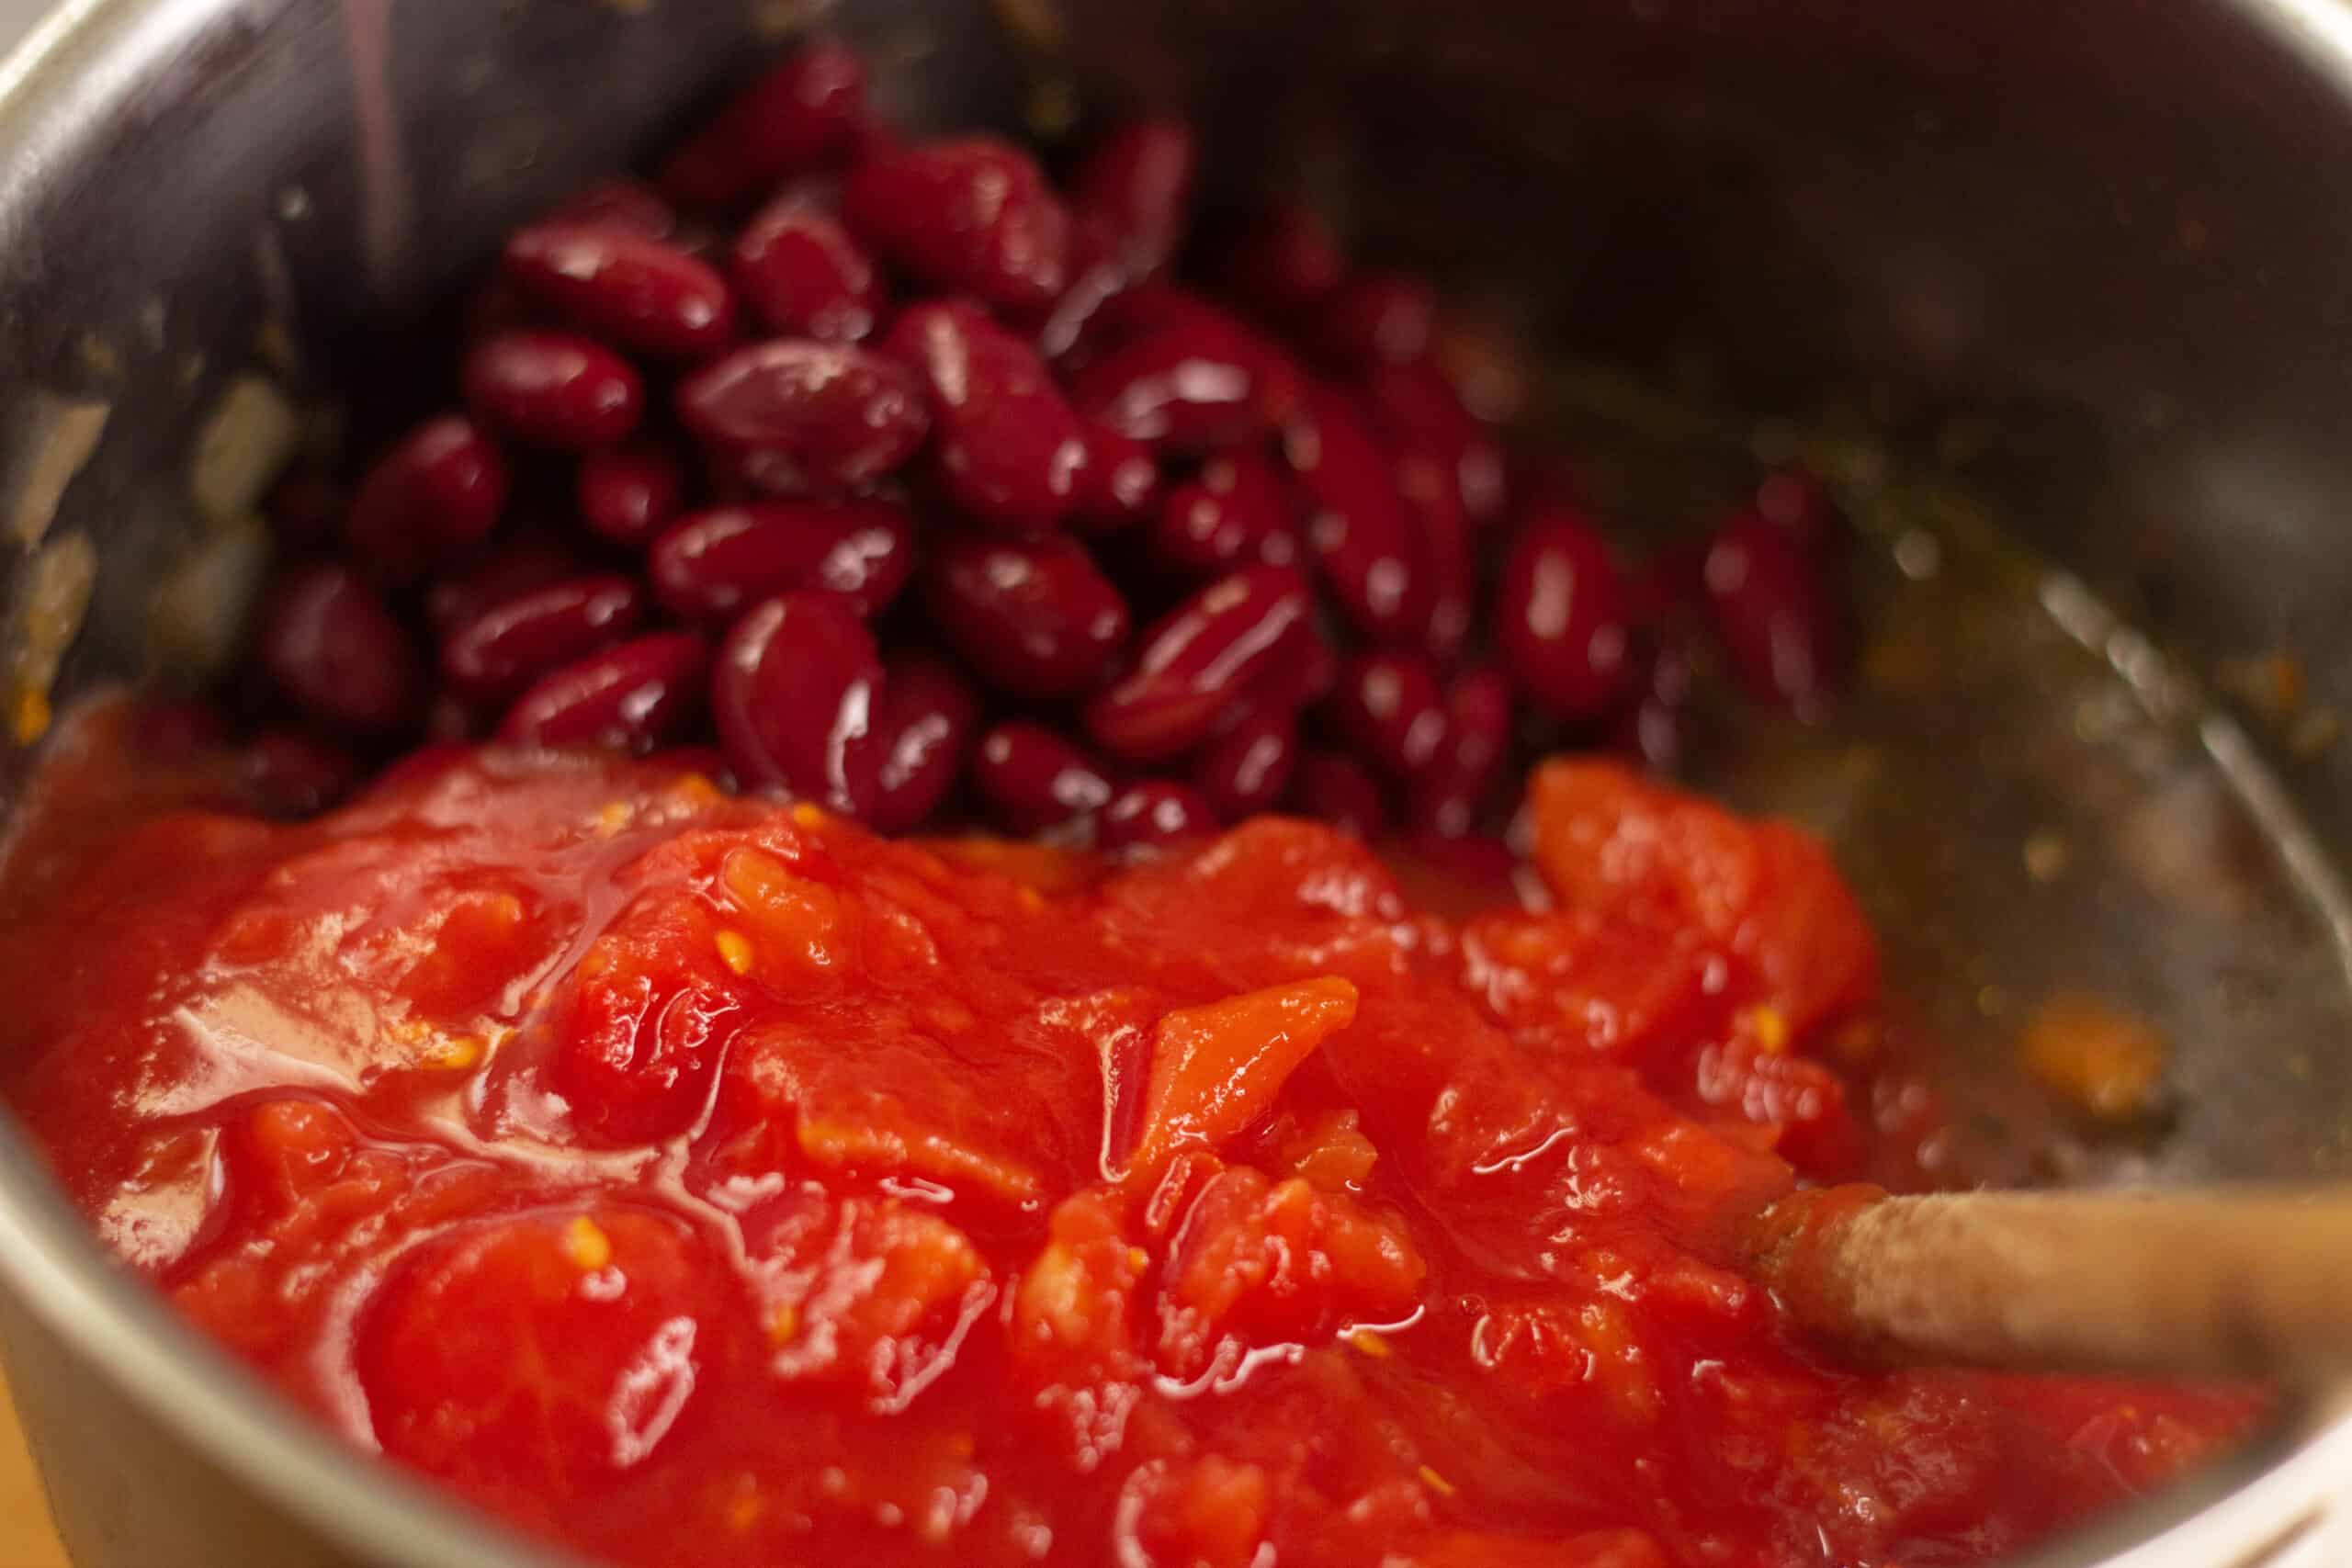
657 39 868 209
1069 302 1305 454
1070 118 1196 282
1702 508 1847 714
971 722 1118 833
882 300 1089 531
1391 444 1475 665
711 592 882 813
865 656 978 833
463 331 644 450
258 564 421 735
1097 780 1217 850
345 416 508 581
842 136 1071 310
1286 750 1388 840
1326 652 1447 778
1084 564 1311 761
649 500 912 624
1251 617 1340 714
1606 640 1694 773
439 574 645 703
243 730 362 817
1366 361 1507 525
1408 666 1511 838
1191 708 1296 820
1316 269 1436 371
1211 204 1346 315
496 631 707 753
264 468 347 552
922 534 1130 698
425 537 582 637
1497 504 1634 720
542 177 677 239
575 440 687 547
1069 423 1160 532
502 224 736 358
729 196 884 342
674 339 927 491
1285 383 1430 644
1751 468 1845 556
1152 451 1301 577
1030 222 1134 365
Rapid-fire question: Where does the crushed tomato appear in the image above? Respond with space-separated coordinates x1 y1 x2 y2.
0 707 2260 1567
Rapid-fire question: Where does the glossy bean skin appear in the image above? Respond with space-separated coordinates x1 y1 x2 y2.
970 722 1118 833
1366 361 1508 526
541 177 677 239
1152 451 1301 577
495 632 708 753
1497 505 1634 721
842 137 1071 310
1285 383 1430 644
1285 750 1389 840
1190 708 1297 820
1068 294 1304 453
576 441 688 547
1069 118 1196 282
258 565 422 735
1702 508 1847 716
1250 617 1341 715
675 339 928 492
439 575 646 703
865 656 978 833
883 300 1089 532
1408 665 1512 839
1069 423 1160 532
730 197 885 342
1210 204 1346 315
503 224 737 357
657 39 868 209
1096 779 1217 850
1326 652 1448 779
921 534 1130 699
1083 564 1311 761
1315 269 1436 372
463 331 645 451
649 501 913 622
1607 641 1695 774
347 417 508 581
710 591 883 814
425 538 584 639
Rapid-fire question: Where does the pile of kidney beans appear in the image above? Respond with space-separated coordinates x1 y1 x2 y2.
236 36 1847 849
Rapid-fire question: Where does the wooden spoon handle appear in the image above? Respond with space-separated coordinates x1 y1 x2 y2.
1740 1186 2352 1382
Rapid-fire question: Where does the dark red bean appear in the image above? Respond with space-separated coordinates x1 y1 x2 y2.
1408 666 1511 838
657 39 868 209
1152 451 1301 577
439 574 644 703
648 499 913 622
264 468 346 551
865 657 978 833
1702 508 1846 715
1286 750 1388 840
730 197 885 342
1366 361 1508 525
543 177 677 239
674 339 927 491
1097 780 1217 850
1070 118 1196 282
1497 505 1634 720
1251 618 1340 714
1395 449 1475 666
711 592 882 813
1031 222 1134 365
425 537 582 637
1212 205 1346 315
1069 301 1305 454
883 300 1088 532
463 330 644 450
576 440 687 546
842 136 1070 311
243 731 361 817
1084 564 1311 761
1751 469 1845 555
921 534 1130 699
972 722 1118 833
346 416 508 581
1606 641 1694 773
1191 708 1296 820
258 564 421 735
503 224 736 358
497 631 708 754
1326 652 1447 778
1069 423 1160 532
1285 383 1430 644
1315 269 1436 371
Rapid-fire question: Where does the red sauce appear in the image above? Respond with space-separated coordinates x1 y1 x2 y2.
0 707 2258 1567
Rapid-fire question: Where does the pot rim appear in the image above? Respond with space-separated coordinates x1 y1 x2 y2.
0 3 2346 1566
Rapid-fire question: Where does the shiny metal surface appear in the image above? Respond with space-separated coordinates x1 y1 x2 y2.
3 0 2352 1564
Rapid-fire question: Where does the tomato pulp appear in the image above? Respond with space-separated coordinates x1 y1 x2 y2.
0 711 2258 1567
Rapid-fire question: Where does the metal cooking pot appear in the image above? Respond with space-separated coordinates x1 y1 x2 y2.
6 0 2352 1563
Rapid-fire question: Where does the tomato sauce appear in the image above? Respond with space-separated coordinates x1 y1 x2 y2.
0 706 2259 1567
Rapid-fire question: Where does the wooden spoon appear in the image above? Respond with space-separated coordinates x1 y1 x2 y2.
1740 1185 2352 1382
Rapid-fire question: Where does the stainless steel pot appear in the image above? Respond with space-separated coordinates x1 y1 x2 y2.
6 0 2352 1563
